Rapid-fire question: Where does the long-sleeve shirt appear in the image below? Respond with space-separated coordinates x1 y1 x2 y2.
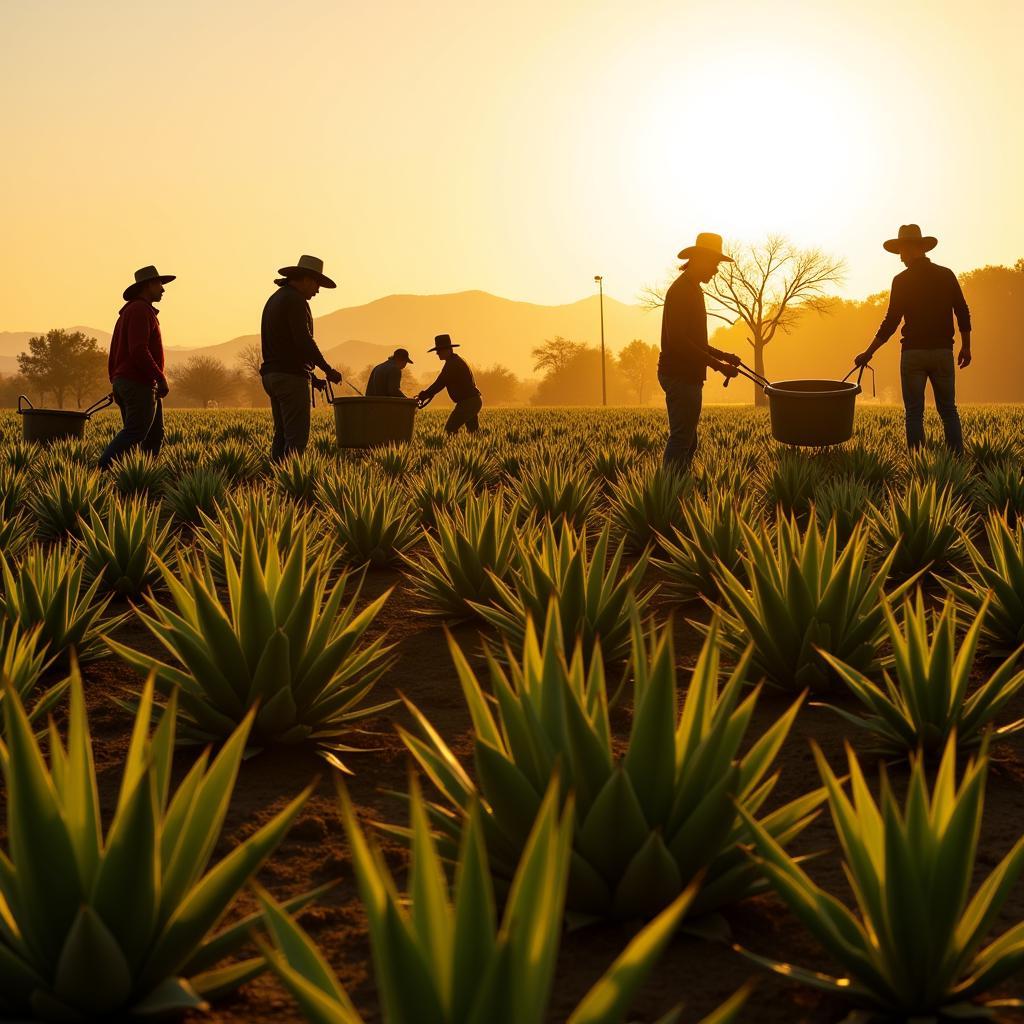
260 284 333 377
658 273 730 382
108 300 166 385
873 257 971 350
421 353 480 402
366 358 405 397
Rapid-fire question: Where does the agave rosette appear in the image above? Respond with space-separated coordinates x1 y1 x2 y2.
0 621 68 735
396 604 820 921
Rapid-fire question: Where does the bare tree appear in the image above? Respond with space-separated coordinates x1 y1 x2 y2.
643 235 845 406
531 336 586 375
236 342 263 380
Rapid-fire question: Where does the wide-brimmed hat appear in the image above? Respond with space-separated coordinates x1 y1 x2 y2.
123 265 176 301
275 254 337 289
428 334 460 352
883 224 938 254
392 347 413 363
677 232 733 263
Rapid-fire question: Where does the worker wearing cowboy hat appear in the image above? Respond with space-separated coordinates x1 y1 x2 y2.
366 348 414 397
98 265 174 470
658 233 740 470
259 255 344 461
416 334 482 433
854 224 971 454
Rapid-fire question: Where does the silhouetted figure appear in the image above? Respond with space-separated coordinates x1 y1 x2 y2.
260 255 344 461
366 348 413 397
855 225 971 454
658 234 740 469
98 266 174 470
416 335 482 433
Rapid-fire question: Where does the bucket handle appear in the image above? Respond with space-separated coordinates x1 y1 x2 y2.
83 393 115 418
723 360 771 390
842 364 876 398
17 395 34 413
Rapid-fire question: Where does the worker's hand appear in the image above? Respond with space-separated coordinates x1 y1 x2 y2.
854 351 872 368
310 376 326 392
958 346 972 369
715 361 738 380
326 367 343 384
155 378 169 398
720 351 741 367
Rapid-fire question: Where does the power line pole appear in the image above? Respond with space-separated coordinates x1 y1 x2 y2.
594 275 606 406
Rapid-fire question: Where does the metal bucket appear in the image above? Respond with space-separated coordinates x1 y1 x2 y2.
17 393 114 444
330 395 417 449
727 363 873 447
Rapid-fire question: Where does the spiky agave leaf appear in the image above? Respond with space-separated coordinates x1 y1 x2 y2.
515 457 602 533
0 621 67 736
472 521 652 666
77 494 174 598
711 516 916 693
817 591 1024 755
0 544 128 662
395 603 821 921
946 511 1024 656
163 467 229 527
972 461 1024 527
0 665 313 1020
737 736 1024 1020
108 447 169 498
607 463 692 553
29 464 108 542
105 522 396 762
260 776 705 1024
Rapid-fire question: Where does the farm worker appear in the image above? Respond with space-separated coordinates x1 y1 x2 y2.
98 265 175 470
854 224 970 454
658 233 741 470
259 255 344 461
366 348 413 397
416 334 483 434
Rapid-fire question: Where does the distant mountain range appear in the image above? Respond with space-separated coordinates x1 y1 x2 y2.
0 291 660 380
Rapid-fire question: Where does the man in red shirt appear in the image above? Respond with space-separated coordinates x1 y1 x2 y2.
98 265 174 470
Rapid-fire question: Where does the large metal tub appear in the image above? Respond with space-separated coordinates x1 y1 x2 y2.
330 396 417 449
764 379 861 447
17 394 114 444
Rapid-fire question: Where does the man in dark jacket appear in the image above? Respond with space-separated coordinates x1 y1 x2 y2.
416 334 482 433
260 255 343 461
98 265 174 470
366 348 413 397
658 233 740 469
855 224 970 453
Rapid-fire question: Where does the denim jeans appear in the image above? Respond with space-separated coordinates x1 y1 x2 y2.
98 377 163 469
262 372 312 461
900 348 963 453
659 371 703 469
444 395 483 434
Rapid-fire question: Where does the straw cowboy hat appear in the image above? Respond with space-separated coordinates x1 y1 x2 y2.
123 265 176 301
429 334 460 352
274 254 337 288
883 224 937 254
677 232 734 262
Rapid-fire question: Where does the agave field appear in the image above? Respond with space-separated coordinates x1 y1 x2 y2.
3 402 1024 1023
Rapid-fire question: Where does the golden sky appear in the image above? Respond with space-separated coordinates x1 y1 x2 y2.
2 0 1022 349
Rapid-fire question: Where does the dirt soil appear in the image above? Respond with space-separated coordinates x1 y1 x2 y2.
58 565 1024 1024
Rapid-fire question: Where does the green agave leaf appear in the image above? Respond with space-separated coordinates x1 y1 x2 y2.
52 904 132 1014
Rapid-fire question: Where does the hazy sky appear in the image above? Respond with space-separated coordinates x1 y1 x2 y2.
2 0 1022 349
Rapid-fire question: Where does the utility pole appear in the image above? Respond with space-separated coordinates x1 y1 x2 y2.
594 275 606 406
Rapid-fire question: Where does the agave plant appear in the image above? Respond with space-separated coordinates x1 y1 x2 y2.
473 522 652 665
206 438 266 485
404 490 525 621
0 667 314 1021
813 477 875 546
738 737 1024 1022
29 464 108 541
515 457 601 532
406 463 474 528
259 779 744 1024
0 508 33 561
0 545 127 662
756 450 822 520
607 463 691 552
817 591 1024 755
588 448 629 487
972 460 1024 526
0 621 67 735
0 462 31 517
106 525 395 762
966 430 1019 471
908 445 974 500
870 480 972 581
320 470 422 568
2 440 38 474
397 605 821 921
946 511 1024 656
274 451 327 505
371 441 415 478
163 467 228 527
651 488 753 603
713 517 915 693
109 447 169 498
77 495 173 598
